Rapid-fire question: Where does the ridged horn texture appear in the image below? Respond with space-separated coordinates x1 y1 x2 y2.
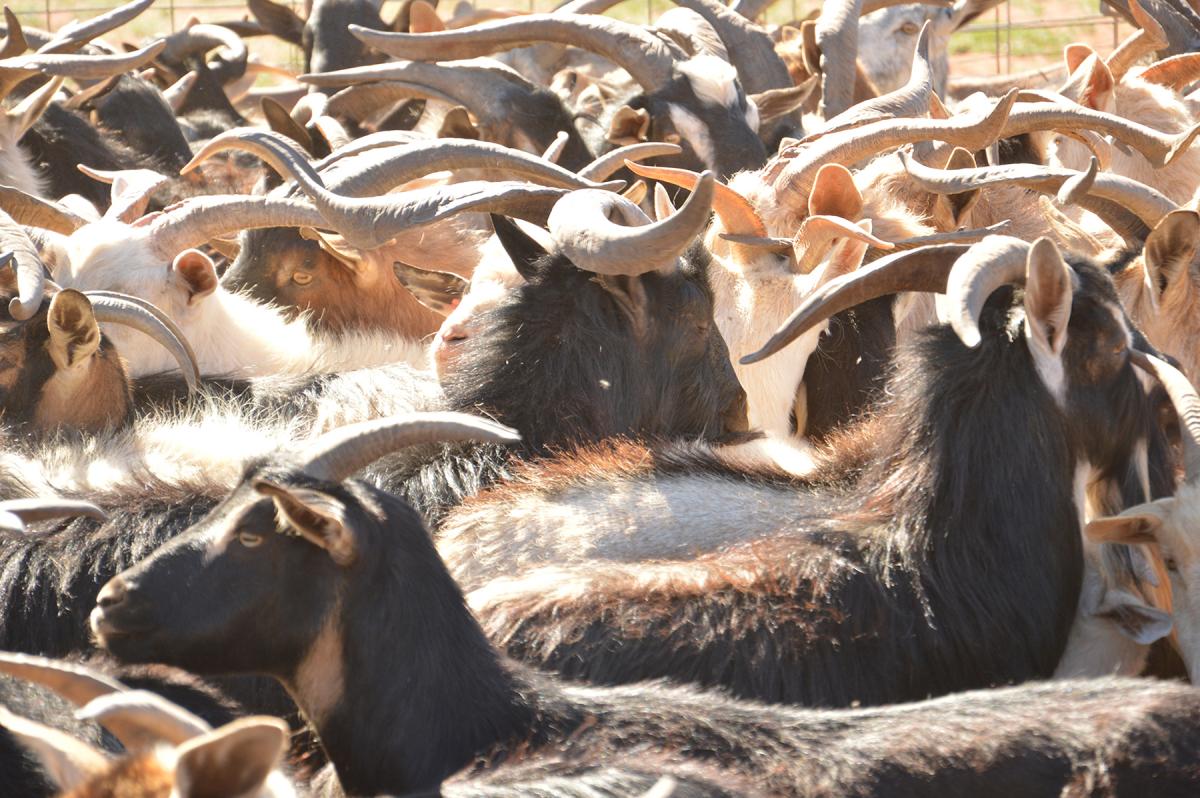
1107 0 1169 81
624 160 766 237
160 23 248 66
897 152 1178 229
0 499 106 533
1130 350 1200 482
774 89 1019 199
668 0 792 94
37 0 154 54
888 221 1014 249
188 128 619 198
0 40 167 99
2 208 48 321
815 20 933 137
182 130 569 250
577 142 682 181
740 243 972 364
312 131 422 172
549 171 714 275
77 690 212 747
144 196 329 261
1056 155 1098 205
999 101 1200 167
815 0 862 120
349 14 683 91
1137 53 1200 91
944 235 1031 348
302 412 522 482
87 292 201 393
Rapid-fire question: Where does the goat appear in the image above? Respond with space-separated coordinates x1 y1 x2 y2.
91 413 1200 796
249 0 394 76
0 653 291 798
432 237 1171 707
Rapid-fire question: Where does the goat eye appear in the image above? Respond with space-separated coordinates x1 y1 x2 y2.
292 272 314 286
899 21 920 34
238 532 264 548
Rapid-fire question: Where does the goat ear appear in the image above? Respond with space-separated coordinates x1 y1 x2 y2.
439 106 480 140
247 0 305 45
0 705 108 792
653 183 677 222
934 148 979 229
606 105 650 146
392 261 469 315
800 20 820 75
1086 510 1168 546
174 717 288 798
1023 237 1073 359
172 250 218 305
1064 42 1093 74
254 480 357 566
807 164 862 221
749 84 813 125
46 289 101 370
262 97 316 156
815 220 873 286
408 0 445 32
1061 52 1113 112
1144 209 1200 301
1096 593 1174 646
301 228 366 272
490 214 548 282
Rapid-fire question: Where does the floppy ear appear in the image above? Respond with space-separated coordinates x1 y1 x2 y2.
46 289 101 370
807 164 862 220
1096 592 1174 646
392 261 469 315
174 717 288 798
750 84 814 125
1023 237 1073 359
1086 511 1167 546
438 106 480 140
247 0 305 45
490 214 549 282
1144 209 1200 302
254 479 356 566
606 105 651 146
172 250 218 305
0 705 108 792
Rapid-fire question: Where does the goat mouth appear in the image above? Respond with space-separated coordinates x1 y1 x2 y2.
89 606 155 641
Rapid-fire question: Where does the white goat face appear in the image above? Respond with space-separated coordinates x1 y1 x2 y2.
857 5 951 96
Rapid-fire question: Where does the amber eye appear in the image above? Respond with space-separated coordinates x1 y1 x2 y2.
1113 342 1126 356
899 21 920 34
293 272 314 286
1166 556 1179 572
238 532 264 548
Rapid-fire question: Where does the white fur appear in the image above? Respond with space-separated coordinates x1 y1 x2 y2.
55 221 427 378
666 103 716 172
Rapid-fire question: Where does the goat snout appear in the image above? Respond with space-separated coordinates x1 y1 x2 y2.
96 577 128 609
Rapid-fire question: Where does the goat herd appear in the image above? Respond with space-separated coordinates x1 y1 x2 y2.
8 0 1200 793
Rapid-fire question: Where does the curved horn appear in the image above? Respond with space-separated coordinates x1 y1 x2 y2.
0 499 106 532
549 171 714 275
741 243 971 364
897 152 1178 229
1130 350 1200 482
1107 0 1168 81
37 0 154 54
774 89 1018 199
82 289 199 381
1137 52 1200 91
301 412 521 482
185 128 617 198
0 40 167 98
793 215 894 273
76 690 211 748
667 0 792 95
624 160 765 237
815 0 862 119
1000 102 1200 168
816 20 933 136
312 131 422 172
349 14 681 91
1056 155 1098 205
160 23 247 66
86 293 201 392
944 235 1032 347
946 65 1067 100
143 196 328 262
542 131 569 164
577 142 682 181
1 208 48 321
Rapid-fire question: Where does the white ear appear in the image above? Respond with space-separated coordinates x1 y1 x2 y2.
1023 238 1073 395
173 716 289 798
1097 590 1174 646
172 249 218 305
0 704 109 792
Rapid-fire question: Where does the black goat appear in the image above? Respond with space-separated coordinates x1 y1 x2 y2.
249 0 392 76
93 413 1200 797
435 238 1172 707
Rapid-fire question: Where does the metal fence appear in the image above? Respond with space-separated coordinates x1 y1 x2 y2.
11 0 1134 78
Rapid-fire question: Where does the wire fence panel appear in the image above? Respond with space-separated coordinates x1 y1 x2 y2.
7 0 1132 79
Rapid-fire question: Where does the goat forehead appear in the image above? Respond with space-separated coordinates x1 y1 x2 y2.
667 104 716 171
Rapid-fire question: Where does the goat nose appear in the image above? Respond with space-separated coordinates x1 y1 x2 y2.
96 578 128 609
438 322 469 343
